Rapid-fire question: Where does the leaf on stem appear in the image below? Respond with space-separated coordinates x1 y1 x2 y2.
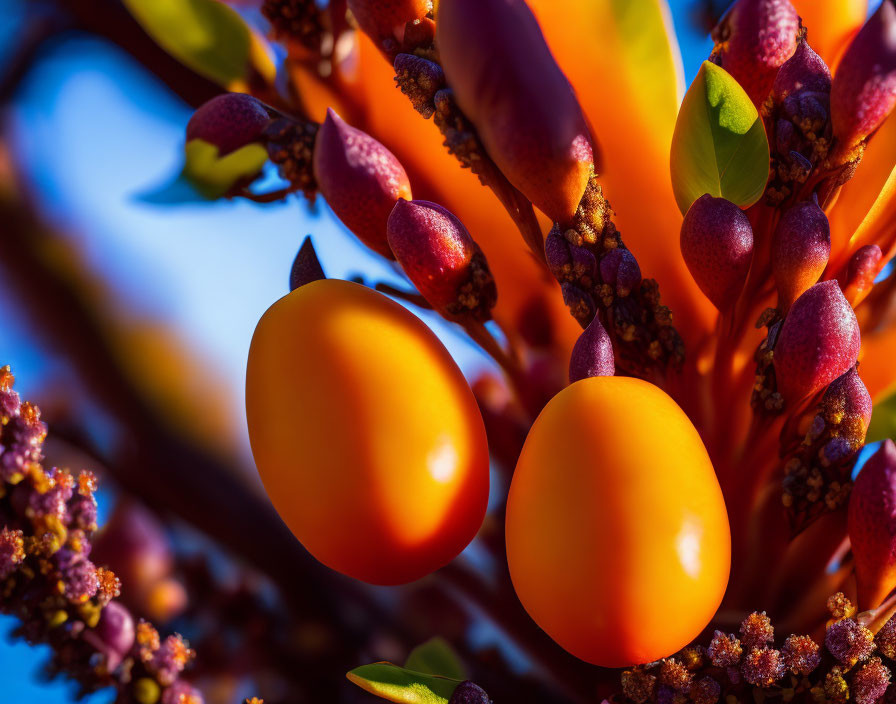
404 638 468 680
346 662 462 704
182 139 268 199
670 61 769 215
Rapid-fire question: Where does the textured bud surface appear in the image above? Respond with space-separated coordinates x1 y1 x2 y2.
680 194 754 311
186 93 270 155
569 316 615 383
313 109 412 258
773 281 860 404
772 200 831 311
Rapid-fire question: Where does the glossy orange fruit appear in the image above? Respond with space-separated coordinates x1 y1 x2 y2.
246 279 489 585
505 376 730 667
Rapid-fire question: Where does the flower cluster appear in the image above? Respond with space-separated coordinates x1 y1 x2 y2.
620 595 896 704
0 365 203 704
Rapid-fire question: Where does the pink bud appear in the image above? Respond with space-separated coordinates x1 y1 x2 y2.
387 199 496 320
822 367 873 435
436 0 593 223
569 317 614 383
849 439 896 610
843 245 883 305
773 281 860 405
347 0 432 51
680 194 754 311
712 0 800 107
313 108 413 259
832 0 896 151
186 93 270 155
83 601 135 671
772 200 831 311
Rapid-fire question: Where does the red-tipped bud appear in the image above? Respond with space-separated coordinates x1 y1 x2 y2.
387 199 496 320
347 0 432 52
711 0 800 107
680 194 754 311
772 39 832 101
832 0 896 151
313 109 412 258
773 281 860 404
843 245 883 306
849 440 896 610
186 93 270 155
822 367 873 435
436 0 593 223
569 317 615 383
772 200 831 311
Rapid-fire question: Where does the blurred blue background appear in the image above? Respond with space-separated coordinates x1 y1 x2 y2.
0 0 881 700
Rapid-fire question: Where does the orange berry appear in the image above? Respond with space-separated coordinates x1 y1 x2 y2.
505 377 730 667
246 280 489 585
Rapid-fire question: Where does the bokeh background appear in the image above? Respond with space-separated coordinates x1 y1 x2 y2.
0 1 881 701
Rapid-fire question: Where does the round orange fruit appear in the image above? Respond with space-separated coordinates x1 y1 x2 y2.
246 279 489 585
505 376 730 666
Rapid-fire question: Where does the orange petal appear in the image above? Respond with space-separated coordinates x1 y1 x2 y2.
828 114 896 270
292 33 582 354
528 0 715 349
860 321 896 401
791 0 868 69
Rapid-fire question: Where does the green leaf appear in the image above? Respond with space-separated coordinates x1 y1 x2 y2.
182 139 268 198
122 0 250 86
346 662 461 704
867 390 896 444
670 61 770 215
404 638 467 680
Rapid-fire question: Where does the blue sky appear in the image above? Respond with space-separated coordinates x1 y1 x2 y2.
0 0 879 700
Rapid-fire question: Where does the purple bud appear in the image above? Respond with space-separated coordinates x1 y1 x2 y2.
569 317 615 383
832 0 896 151
545 231 572 280
772 39 832 101
773 281 860 404
849 440 896 610
449 681 490 704
712 0 800 106
436 0 594 223
772 200 831 311
289 237 326 291
186 94 270 155
387 199 496 319
313 108 413 258
822 367 872 433
680 194 754 311
83 601 135 671
599 248 641 297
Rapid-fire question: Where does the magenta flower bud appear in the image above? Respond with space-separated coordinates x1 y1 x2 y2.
347 0 432 51
712 0 800 107
544 231 572 280
83 601 135 671
436 0 593 223
831 0 896 151
569 316 615 383
772 200 831 311
387 199 496 320
599 248 641 297
680 194 754 311
822 367 873 433
772 39 832 102
849 440 896 610
186 93 270 155
773 281 860 405
313 108 413 259
449 681 490 704
844 244 883 304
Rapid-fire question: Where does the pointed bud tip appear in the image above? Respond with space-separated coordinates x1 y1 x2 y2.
290 238 326 291
313 110 411 258
569 317 615 383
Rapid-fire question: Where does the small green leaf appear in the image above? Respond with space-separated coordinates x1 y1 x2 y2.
346 662 461 704
122 0 250 86
670 61 770 215
404 638 467 680
182 139 267 198
867 390 896 444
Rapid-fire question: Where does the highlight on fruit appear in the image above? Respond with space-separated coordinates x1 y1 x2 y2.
3 0 896 703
